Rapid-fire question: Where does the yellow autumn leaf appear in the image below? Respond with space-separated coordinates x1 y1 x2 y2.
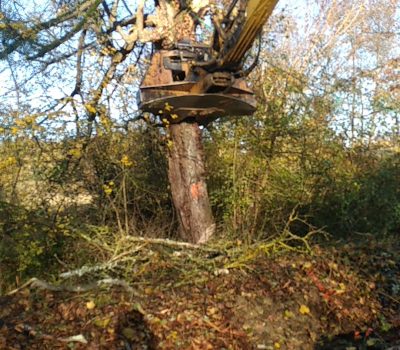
299 304 310 315
15 119 26 127
0 157 17 170
85 104 97 114
171 113 178 119
274 342 281 349
68 148 81 158
120 155 133 167
329 262 338 271
94 317 111 328
86 300 96 310
336 282 346 294
207 307 218 316
284 310 294 319
103 184 113 195
100 115 113 131
167 331 178 340
164 102 173 111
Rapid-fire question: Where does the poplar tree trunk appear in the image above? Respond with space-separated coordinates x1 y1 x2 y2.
167 121 216 244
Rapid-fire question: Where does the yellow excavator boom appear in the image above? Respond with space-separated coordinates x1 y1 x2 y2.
220 0 279 69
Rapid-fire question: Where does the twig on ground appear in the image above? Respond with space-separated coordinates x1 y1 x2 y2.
7 277 137 296
378 290 400 305
123 235 220 252
13 322 88 344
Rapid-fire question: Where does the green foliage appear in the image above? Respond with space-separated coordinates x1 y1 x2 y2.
313 152 400 236
0 202 66 293
205 66 400 240
78 126 172 230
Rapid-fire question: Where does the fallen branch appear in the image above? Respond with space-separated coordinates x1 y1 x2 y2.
7 277 137 296
12 322 88 344
59 262 119 279
122 235 220 253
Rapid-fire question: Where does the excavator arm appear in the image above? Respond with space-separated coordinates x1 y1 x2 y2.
138 0 279 124
218 0 279 70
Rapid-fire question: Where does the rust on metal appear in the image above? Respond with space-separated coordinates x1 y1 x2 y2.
138 0 279 124
139 51 257 125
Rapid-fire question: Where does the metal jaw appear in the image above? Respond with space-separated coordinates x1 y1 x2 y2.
139 47 256 125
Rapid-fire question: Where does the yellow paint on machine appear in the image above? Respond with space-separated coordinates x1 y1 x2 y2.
221 0 279 67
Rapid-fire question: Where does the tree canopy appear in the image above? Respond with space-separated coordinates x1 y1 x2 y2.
0 0 222 137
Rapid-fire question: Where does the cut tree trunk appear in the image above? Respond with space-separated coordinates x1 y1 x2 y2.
167 121 215 244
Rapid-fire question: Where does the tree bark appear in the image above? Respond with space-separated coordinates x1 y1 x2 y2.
167 121 215 244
